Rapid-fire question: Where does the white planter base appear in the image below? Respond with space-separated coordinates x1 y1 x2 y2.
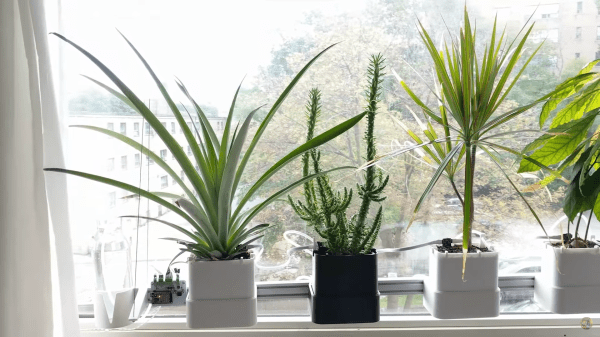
186 257 257 329
423 247 500 319
534 245 600 314
187 297 257 329
94 288 138 329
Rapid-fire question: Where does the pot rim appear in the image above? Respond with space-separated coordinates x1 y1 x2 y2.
429 245 497 255
188 256 255 263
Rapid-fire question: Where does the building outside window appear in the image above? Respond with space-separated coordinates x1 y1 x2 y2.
107 122 114 131
121 155 127 170
180 170 185 180
107 157 114 171
133 122 140 136
160 175 168 189
145 122 153 136
187 145 192 155
577 1 583 14
576 52 581 58
171 122 176 134
146 155 154 165
160 149 167 160
576 27 582 39
161 121 167 129
108 192 116 208
120 122 126 135
134 153 140 167
597 26 600 40
596 50 600 59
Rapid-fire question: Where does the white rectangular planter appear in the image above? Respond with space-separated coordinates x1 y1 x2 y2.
534 245 600 314
423 247 500 319
186 257 257 329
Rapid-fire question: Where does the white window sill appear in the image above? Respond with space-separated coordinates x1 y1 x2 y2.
80 314 599 336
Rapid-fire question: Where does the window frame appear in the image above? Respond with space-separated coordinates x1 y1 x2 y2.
77 276 600 335
107 157 114 171
120 155 127 170
133 122 140 137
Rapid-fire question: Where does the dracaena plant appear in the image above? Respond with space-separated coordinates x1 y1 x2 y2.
369 8 556 277
289 54 389 255
45 33 366 260
519 59 600 247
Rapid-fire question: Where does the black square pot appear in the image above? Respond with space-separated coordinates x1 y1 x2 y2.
309 244 380 324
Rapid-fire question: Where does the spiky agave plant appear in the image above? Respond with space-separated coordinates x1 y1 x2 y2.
289 54 388 255
45 33 366 260
367 8 558 278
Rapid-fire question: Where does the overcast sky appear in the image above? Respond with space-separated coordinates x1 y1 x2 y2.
56 0 367 113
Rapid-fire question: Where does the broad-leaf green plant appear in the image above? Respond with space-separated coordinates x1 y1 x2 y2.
519 59 600 246
45 33 366 260
289 54 389 255
367 8 556 278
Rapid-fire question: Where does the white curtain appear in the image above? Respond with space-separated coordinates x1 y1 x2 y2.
0 0 80 336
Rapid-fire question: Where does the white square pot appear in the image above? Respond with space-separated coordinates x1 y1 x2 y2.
423 247 500 319
534 245 600 314
186 257 257 328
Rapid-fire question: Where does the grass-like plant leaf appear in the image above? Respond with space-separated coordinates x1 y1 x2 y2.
370 7 554 279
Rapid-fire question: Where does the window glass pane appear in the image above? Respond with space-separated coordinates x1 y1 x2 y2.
58 0 589 308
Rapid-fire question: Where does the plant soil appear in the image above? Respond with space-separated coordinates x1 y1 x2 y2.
550 238 598 248
436 244 490 253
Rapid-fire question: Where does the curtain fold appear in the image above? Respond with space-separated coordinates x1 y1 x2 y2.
0 0 79 335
